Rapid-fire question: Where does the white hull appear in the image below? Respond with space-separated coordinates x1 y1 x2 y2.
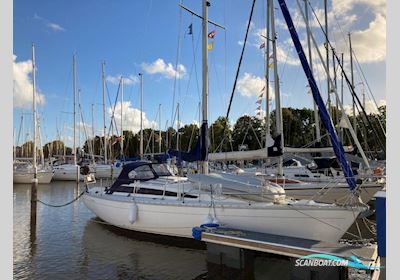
205 172 382 204
53 165 82 181
83 189 364 243
13 170 54 184
91 164 122 179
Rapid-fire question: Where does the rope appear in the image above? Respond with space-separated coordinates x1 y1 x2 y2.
171 0 184 127
219 0 257 149
287 204 360 239
37 186 87 208
307 1 386 153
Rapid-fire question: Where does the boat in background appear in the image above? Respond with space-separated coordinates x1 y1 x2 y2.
13 162 54 184
13 44 54 184
53 163 81 181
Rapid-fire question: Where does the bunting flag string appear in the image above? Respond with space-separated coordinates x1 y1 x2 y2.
259 42 265 49
188 23 193 35
111 136 124 145
208 30 216 38
207 42 214 50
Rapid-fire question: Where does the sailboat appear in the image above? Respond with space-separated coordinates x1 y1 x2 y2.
206 0 384 203
13 44 54 184
88 62 122 180
53 55 81 181
83 0 368 243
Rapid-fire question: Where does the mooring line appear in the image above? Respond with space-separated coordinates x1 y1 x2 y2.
36 187 87 208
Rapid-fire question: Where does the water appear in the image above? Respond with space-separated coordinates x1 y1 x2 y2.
13 182 207 280
13 181 378 280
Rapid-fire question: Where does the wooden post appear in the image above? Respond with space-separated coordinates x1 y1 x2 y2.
30 43 38 243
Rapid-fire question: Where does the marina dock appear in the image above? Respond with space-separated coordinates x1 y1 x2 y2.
197 226 382 279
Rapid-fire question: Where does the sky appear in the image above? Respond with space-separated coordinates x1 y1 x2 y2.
13 0 386 147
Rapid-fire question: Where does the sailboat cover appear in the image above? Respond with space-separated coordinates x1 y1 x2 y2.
168 122 208 162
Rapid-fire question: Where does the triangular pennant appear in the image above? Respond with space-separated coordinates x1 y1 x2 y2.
208 30 216 39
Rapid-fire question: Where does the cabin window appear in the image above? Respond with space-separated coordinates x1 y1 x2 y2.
128 165 155 180
294 174 310 178
152 164 172 177
136 188 198 198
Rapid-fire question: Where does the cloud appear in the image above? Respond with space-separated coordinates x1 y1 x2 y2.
256 0 385 65
343 98 386 116
141 58 186 79
47 23 65 32
237 72 275 99
332 0 386 17
335 13 386 63
106 74 139 85
33 13 66 32
191 120 199 127
109 101 157 133
13 55 46 108
322 0 386 63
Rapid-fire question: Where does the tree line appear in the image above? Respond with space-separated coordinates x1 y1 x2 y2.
14 106 386 161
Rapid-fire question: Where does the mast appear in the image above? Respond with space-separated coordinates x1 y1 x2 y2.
165 120 169 151
305 0 321 142
63 122 66 161
348 33 356 136
101 62 107 164
120 76 124 160
37 116 45 167
159 104 162 153
362 83 367 150
176 103 180 150
325 0 331 115
200 0 209 174
78 89 81 160
264 0 271 155
340 53 344 142
73 55 77 166
91 103 95 164
21 114 25 157
332 50 339 131
270 0 283 176
32 44 37 177
295 0 370 169
278 0 357 190
139 73 144 158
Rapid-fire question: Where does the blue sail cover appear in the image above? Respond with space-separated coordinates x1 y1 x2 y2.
167 122 208 162
277 0 356 191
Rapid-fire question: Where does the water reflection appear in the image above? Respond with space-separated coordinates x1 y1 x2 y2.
81 220 206 279
13 182 207 280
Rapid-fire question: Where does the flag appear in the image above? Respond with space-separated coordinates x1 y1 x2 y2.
111 136 124 145
256 99 262 104
259 86 265 93
208 30 216 38
207 42 214 50
339 116 349 128
256 105 261 111
259 92 264 99
259 42 265 49
268 62 274 68
188 23 193 35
